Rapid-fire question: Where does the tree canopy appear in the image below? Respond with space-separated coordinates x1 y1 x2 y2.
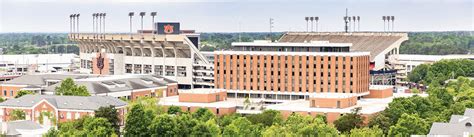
54 78 90 96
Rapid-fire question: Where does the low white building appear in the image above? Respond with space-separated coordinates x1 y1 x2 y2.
0 54 79 75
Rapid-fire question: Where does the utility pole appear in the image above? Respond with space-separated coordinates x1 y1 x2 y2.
344 8 349 33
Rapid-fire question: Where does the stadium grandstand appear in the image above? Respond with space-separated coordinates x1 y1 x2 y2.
279 32 408 85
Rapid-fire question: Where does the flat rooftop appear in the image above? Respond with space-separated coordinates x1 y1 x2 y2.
159 96 238 108
179 88 225 94
232 40 352 47
214 50 370 56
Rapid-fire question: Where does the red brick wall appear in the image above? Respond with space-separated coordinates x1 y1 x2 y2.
309 96 357 108
365 88 393 98
0 86 25 98
92 52 110 75
166 84 178 97
214 54 370 94
179 91 227 103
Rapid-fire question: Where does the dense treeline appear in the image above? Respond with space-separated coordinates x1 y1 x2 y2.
408 59 474 84
0 33 78 54
44 76 474 136
0 32 472 55
399 31 474 55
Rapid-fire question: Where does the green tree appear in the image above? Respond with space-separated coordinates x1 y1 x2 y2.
261 125 289 137
43 128 59 137
10 109 26 120
334 107 364 133
191 119 220 136
94 105 120 135
349 126 384 137
388 113 429 136
368 113 392 134
167 105 182 115
148 114 178 136
246 110 283 127
223 117 261 136
176 113 198 136
83 117 114 136
14 90 34 98
124 104 153 136
192 108 215 122
55 78 90 96
408 64 430 83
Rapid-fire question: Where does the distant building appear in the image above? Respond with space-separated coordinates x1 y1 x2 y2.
428 109 474 136
0 95 128 125
70 23 214 89
392 54 474 85
159 88 237 116
0 74 178 100
212 40 396 123
0 54 79 75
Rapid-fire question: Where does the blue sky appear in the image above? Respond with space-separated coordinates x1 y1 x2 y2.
0 0 472 33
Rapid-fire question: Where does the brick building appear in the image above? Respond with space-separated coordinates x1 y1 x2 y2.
0 74 178 100
0 95 127 125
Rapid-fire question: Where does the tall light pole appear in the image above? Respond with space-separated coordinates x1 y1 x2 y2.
305 17 309 32
357 16 360 31
382 16 386 32
69 14 73 36
128 12 135 37
76 14 80 34
352 16 356 32
129 12 134 37
309 17 314 32
139 12 146 34
72 14 76 34
386 15 391 32
315 16 319 32
391 16 395 32
98 13 102 38
103 13 106 36
151 12 157 31
92 13 96 35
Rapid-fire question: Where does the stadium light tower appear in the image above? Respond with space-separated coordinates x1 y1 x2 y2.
99 13 103 36
315 16 319 32
103 13 106 35
129 12 134 37
151 12 157 30
69 14 73 35
382 16 386 32
139 12 146 34
348 16 351 32
92 13 96 35
386 15 391 32
357 16 360 31
305 17 309 32
309 17 314 32
76 14 80 34
391 16 395 32
352 16 356 32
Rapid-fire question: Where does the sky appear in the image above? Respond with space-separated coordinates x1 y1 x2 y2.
0 0 472 33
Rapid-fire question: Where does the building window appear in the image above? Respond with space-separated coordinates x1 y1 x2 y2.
10 90 13 97
216 108 220 115
66 112 71 119
75 112 80 119
3 90 6 96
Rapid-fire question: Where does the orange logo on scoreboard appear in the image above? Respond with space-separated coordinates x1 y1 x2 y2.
164 24 174 34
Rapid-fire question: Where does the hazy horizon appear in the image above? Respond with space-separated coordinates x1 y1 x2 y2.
1 0 473 33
